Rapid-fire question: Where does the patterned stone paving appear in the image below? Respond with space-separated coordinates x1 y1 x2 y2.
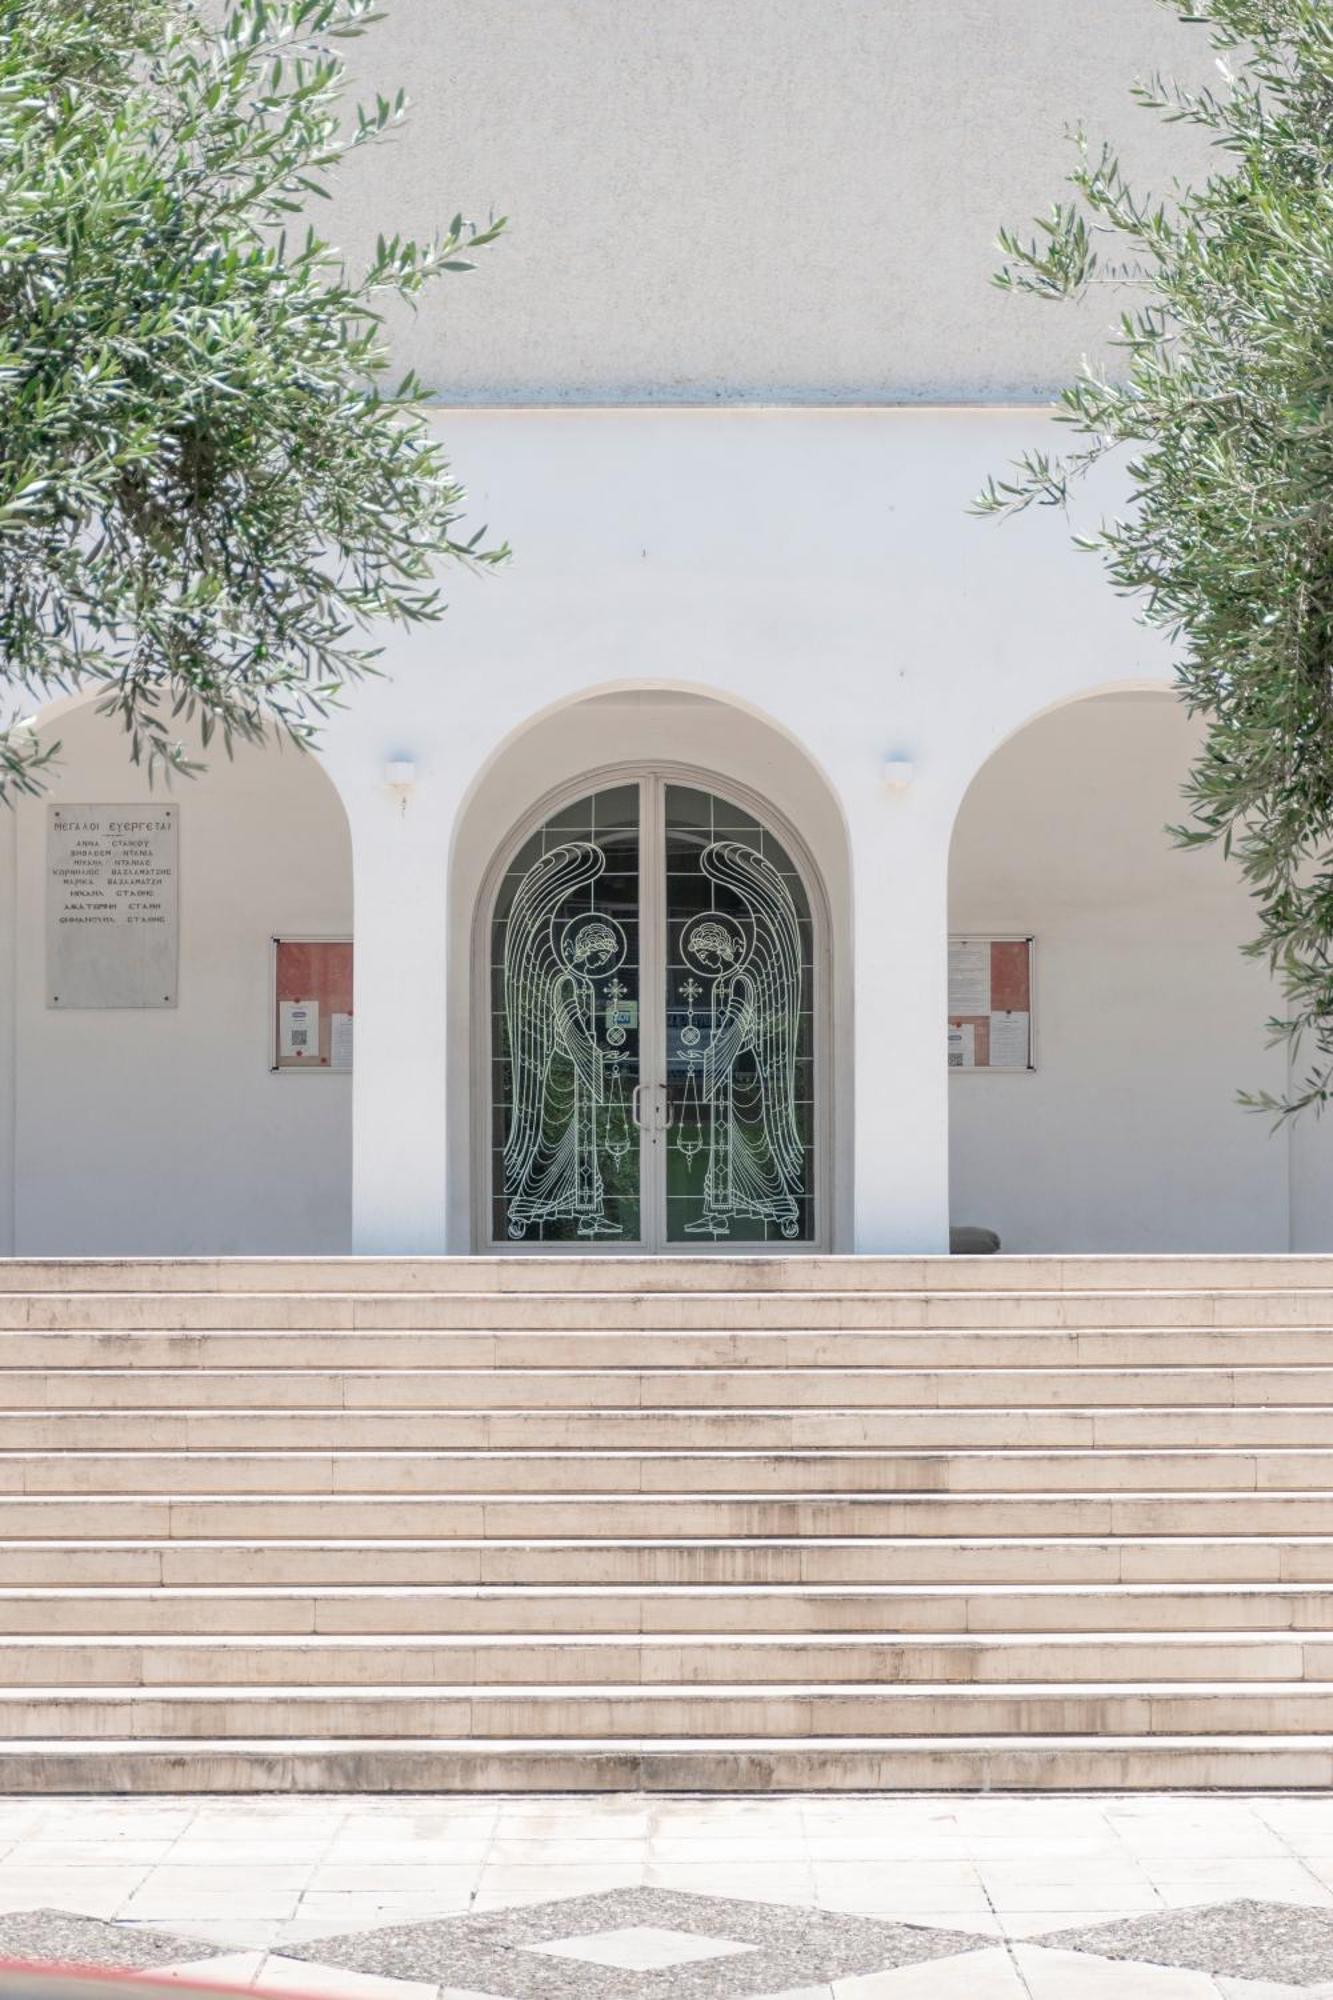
8 1798 1333 1996
1038 1899 1333 1986
0 1910 218 1972
280 1888 987 1997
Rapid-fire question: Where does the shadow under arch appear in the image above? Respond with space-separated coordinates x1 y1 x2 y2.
19 680 359 833
445 681 856 1252
448 674 855 869
947 675 1177 846
944 680 1288 1255
3 681 356 1255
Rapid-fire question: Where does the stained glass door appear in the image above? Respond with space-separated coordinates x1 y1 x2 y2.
663 785 815 1244
489 778 816 1248
490 784 643 1244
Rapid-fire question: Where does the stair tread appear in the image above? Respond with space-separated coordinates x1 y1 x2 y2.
5 1448 1320 1464
11 1580 1333 1597
10 1487 1333 1499
5 1728 1320 1744
4 1679 1328 1697
8 1533 1333 1548
0 1628 1316 1645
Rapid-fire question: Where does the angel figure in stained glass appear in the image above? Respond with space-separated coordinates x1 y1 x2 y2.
680 840 804 1239
501 841 627 1239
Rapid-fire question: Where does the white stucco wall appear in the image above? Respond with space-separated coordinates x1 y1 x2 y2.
2 9 1289 1260
948 693 1333 1253
0 705 353 1255
329 0 1210 403
7 410 1318 1257
313 405 1173 1254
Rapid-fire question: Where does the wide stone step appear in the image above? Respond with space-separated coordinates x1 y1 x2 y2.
0 1734 1328 1792
16 1329 1333 1370
6 1254 1333 1293
5 1446 1333 1495
18 1534 1333 1586
11 1365 1333 1409
11 1407 1333 1448
0 1680 1329 1739
5 1582 1333 1636
6 1289 1333 1331
0 1630 1326 1685
7 1490 1333 1538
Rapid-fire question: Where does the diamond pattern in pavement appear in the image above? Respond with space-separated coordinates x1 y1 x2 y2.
0 1910 224 1973
1033 1898 1333 1986
279 1886 989 1999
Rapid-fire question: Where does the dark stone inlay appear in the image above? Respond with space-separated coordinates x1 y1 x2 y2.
1033 1898 1333 1986
0 1911 222 1973
282 1885 989 1999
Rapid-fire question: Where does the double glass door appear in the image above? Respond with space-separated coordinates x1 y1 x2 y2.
489 777 817 1249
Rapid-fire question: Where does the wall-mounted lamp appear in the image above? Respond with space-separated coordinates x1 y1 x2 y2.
881 755 915 792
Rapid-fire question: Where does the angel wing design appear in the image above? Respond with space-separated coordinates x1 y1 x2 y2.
683 840 805 1238
501 840 625 1239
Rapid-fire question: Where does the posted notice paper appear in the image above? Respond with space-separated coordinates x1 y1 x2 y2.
331 1012 354 1071
988 1011 1030 1070
947 940 990 1015
279 999 319 1061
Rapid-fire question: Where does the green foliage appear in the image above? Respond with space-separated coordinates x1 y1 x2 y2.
0 0 505 798
976 0 1333 1117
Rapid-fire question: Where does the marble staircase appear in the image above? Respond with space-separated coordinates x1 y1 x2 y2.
3 1254 1333 1789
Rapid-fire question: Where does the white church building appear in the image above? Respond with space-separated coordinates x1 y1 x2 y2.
3 0 1328 1266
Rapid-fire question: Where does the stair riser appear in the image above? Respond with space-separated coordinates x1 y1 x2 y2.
4 1449 1332 1494
0 1687 1327 1737
0 1636 1324 1684
11 1367 1333 1410
16 1332 1333 1369
7 1292 1333 1331
7 1255 1333 1294
6 1588 1333 1636
19 1538 1333 1587
5 1494 1333 1537
4 1738 1330 1792
11 1410 1333 1448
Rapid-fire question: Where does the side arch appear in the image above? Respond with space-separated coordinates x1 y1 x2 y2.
946 686 1302 1251
0 690 354 1253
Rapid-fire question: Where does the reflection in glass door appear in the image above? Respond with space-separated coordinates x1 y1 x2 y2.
489 778 816 1248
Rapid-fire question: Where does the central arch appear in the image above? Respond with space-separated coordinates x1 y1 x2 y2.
476 763 828 1251
447 687 852 1253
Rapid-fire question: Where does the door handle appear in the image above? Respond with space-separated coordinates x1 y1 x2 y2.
631 1082 674 1131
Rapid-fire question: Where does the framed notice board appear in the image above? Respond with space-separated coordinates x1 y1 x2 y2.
948 935 1034 1072
271 937 353 1071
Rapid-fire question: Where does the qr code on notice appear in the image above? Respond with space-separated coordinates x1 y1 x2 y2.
292 1029 308 1048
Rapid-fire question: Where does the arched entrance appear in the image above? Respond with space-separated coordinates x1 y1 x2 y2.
476 765 828 1250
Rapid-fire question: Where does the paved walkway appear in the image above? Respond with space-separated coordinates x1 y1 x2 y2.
4 1794 1333 1996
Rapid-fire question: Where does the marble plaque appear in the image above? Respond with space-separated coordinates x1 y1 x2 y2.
47 804 178 1008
